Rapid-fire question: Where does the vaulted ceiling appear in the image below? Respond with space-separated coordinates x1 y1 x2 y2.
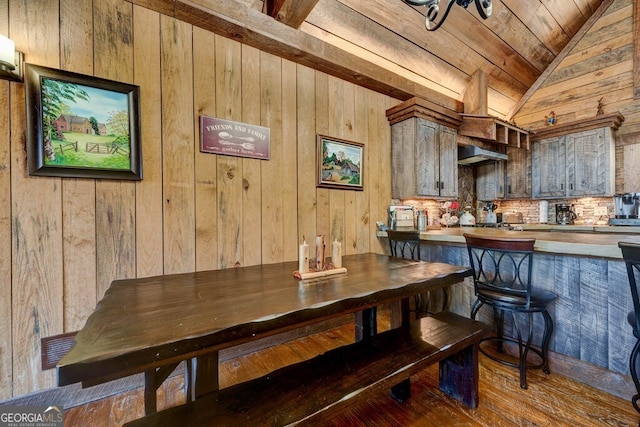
134 0 608 120
247 0 607 118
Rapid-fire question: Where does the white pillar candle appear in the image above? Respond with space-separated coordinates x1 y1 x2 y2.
332 239 342 268
316 235 325 269
298 238 309 273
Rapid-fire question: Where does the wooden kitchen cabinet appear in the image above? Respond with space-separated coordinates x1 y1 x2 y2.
505 146 531 199
532 128 613 199
530 112 622 199
532 136 565 198
386 97 462 200
475 146 528 201
566 128 614 197
476 160 504 201
390 117 458 199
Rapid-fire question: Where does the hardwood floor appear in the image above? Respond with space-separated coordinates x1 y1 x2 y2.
219 316 639 427
64 311 640 426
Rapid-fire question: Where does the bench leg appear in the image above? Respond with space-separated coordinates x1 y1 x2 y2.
390 378 411 403
438 343 480 409
354 307 377 341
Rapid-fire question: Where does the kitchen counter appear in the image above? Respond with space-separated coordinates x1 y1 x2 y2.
517 224 640 234
378 225 639 392
378 226 640 259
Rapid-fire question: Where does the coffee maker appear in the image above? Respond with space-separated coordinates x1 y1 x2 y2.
556 203 577 225
614 193 639 218
609 193 640 225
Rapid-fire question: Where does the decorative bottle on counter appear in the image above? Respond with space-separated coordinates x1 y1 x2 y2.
418 211 427 231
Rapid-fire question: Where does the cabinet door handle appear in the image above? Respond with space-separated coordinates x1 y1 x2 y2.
440 182 444 190
561 183 564 190
508 185 512 194
570 183 573 190
435 181 439 190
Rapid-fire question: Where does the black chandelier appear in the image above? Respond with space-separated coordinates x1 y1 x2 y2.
403 0 492 31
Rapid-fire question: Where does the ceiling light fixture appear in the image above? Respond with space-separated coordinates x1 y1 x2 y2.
403 0 492 31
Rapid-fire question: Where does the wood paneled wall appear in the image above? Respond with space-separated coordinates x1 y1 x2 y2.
515 0 635 131
0 0 393 400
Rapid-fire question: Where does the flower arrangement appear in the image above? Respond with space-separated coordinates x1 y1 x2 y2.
440 201 460 227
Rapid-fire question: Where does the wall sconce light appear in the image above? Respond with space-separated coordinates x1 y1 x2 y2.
0 34 24 82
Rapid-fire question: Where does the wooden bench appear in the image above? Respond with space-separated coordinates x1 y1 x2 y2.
125 311 489 427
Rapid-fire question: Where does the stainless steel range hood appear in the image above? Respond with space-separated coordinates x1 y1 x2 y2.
458 145 507 165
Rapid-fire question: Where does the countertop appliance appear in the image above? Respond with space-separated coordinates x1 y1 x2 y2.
614 193 638 218
388 205 415 230
502 212 523 224
556 203 577 225
610 193 640 225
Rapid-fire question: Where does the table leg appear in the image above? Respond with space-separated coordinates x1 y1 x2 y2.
354 307 377 341
143 363 180 415
144 370 157 415
390 297 411 330
186 351 220 400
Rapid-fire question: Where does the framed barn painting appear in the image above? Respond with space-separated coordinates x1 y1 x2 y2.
316 135 363 191
25 64 142 180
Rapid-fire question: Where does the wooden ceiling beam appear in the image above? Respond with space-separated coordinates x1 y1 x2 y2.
264 0 320 29
124 0 462 112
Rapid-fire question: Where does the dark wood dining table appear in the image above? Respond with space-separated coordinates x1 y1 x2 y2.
57 252 472 415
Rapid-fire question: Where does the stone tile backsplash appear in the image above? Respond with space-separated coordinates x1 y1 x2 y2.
391 165 614 225
490 197 613 224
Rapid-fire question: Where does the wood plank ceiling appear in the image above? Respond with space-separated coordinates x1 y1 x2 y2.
253 0 605 119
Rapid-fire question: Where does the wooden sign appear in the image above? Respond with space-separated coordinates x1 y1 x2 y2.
200 116 270 160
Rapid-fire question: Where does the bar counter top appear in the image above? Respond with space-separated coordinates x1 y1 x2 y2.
379 226 640 259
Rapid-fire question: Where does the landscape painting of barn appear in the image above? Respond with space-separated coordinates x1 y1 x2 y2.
316 135 363 191
25 64 141 180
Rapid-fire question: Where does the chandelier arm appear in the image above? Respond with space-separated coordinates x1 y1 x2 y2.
425 0 456 31
403 0 434 5
474 0 492 19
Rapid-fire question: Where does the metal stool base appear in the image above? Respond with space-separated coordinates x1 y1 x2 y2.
478 336 550 389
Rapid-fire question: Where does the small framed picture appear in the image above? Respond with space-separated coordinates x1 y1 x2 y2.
25 64 142 180
316 135 363 191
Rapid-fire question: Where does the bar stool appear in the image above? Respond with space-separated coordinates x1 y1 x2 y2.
387 230 447 317
463 233 557 389
618 241 640 413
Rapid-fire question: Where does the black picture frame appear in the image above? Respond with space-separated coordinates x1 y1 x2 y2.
25 64 142 180
316 134 364 191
